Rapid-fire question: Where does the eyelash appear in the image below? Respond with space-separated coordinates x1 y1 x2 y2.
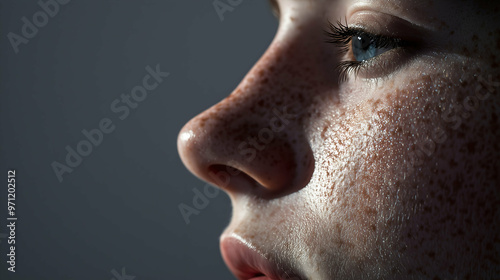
324 20 407 82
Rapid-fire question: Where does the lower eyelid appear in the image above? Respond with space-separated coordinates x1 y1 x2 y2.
346 47 414 81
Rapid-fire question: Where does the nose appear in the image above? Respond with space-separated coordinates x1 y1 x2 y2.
177 40 319 199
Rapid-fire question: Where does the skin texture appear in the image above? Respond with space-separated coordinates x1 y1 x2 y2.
178 0 500 279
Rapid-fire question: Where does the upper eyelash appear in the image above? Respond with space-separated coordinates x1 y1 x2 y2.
324 20 404 55
323 20 354 54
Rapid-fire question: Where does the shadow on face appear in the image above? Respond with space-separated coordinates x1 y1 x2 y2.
178 0 500 279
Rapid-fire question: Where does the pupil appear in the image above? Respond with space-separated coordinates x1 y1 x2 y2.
355 35 370 50
352 34 376 62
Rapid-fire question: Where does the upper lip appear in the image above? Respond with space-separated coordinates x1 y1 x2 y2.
221 233 302 280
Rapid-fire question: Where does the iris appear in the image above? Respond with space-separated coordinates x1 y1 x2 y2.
352 34 391 62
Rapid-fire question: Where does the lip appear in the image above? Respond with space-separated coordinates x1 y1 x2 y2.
221 233 301 280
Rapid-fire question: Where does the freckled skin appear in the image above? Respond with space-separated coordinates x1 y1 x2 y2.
178 0 500 279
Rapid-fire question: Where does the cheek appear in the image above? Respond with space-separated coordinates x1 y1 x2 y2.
305 60 499 274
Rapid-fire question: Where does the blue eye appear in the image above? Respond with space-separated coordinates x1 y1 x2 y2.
352 34 392 62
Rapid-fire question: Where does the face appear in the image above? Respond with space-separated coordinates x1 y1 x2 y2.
178 0 500 279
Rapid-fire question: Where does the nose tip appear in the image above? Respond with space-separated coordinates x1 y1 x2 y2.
177 105 314 198
177 125 215 186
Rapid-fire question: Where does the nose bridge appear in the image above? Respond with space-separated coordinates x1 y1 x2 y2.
225 36 325 119
199 5 335 133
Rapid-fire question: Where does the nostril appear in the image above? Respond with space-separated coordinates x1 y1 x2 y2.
208 164 242 181
207 164 262 194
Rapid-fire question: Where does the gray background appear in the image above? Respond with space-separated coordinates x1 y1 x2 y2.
0 1 277 279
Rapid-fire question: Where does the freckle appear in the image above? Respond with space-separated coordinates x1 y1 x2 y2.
461 46 471 56
199 117 207 128
371 99 382 112
466 141 476 153
364 207 377 215
427 251 436 259
290 16 296 22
